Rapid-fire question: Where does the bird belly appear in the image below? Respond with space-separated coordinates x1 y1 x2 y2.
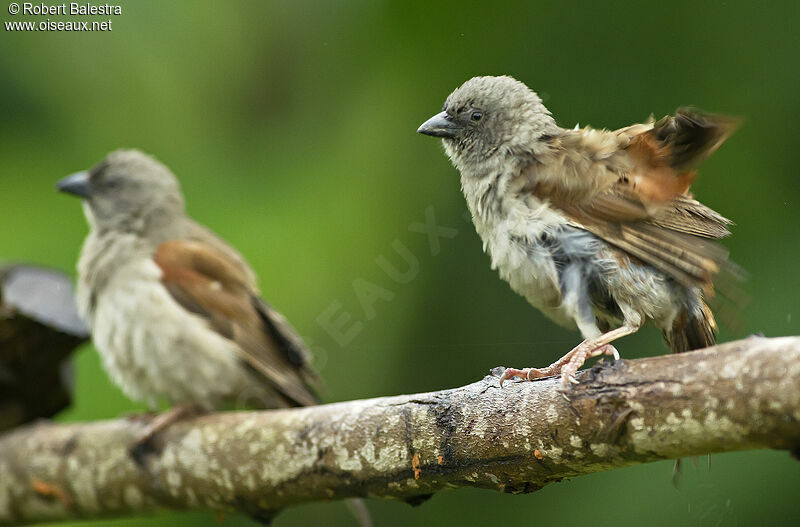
479 215 686 333
87 259 261 409
476 211 573 328
600 251 686 330
499 249 572 327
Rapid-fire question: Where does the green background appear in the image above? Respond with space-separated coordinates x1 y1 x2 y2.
2 1 799 525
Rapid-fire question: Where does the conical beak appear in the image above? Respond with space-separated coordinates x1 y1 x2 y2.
57 171 92 198
417 112 459 138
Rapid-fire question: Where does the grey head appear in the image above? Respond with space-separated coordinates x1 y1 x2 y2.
57 149 185 233
417 75 560 175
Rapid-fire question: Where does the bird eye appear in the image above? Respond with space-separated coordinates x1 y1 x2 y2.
103 178 120 190
471 111 483 122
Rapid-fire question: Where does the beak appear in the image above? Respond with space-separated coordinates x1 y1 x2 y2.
57 171 93 199
417 111 460 138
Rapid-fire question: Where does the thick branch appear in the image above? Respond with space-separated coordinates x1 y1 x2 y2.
1 336 799 524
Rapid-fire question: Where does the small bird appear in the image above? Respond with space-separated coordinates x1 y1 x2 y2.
57 149 319 411
58 149 373 526
418 75 738 389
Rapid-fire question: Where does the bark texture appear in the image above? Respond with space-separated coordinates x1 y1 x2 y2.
1 336 799 525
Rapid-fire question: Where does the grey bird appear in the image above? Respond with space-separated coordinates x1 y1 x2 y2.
58 149 373 526
418 75 739 389
57 149 319 410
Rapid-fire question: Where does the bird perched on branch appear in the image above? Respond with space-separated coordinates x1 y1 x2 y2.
58 150 319 411
58 150 372 526
418 75 739 390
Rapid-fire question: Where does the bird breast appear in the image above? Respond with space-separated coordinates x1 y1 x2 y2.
81 251 259 409
461 172 574 326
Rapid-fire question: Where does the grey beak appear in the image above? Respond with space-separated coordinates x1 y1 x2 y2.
417 111 459 138
57 171 93 198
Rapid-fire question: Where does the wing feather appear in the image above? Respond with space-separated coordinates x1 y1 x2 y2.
154 239 318 407
529 108 738 292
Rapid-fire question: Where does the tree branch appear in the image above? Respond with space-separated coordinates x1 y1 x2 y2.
1 336 799 525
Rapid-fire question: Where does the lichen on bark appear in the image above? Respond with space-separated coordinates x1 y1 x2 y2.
0 336 799 526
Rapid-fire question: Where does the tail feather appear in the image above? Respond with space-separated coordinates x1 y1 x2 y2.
667 299 718 484
664 300 717 353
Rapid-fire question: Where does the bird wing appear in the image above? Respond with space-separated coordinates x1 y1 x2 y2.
153 238 319 407
526 108 739 291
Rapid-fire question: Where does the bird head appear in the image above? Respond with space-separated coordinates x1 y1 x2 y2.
417 75 558 175
57 149 185 233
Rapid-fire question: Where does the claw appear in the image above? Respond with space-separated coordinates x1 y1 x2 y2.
601 344 620 361
499 366 557 387
498 367 528 387
501 362 571 390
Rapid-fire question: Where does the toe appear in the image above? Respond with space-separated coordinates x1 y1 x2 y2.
499 367 526 387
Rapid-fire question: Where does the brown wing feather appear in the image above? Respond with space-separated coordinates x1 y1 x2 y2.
530 108 738 292
651 195 732 239
154 240 318 407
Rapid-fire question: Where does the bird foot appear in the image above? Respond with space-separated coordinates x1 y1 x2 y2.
498 366 558 387
498 342 620 391
129 404 204 466
557 342 619 390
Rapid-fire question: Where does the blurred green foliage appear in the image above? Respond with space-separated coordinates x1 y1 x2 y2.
2 1 800 525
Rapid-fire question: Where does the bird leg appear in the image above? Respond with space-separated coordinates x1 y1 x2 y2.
129 404 204 466
499 324 639 390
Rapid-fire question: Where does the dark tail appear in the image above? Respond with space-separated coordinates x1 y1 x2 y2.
666 297 719 485
664 300 717 353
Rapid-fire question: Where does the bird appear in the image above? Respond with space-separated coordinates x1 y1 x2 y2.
417 75 739 390
58 149 373 526
57 149 320 412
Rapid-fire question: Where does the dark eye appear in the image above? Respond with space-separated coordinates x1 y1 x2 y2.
471 111 483 122
103 178 120 190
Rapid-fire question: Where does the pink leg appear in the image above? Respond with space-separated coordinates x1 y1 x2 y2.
129 404 203 465
499 325 639 390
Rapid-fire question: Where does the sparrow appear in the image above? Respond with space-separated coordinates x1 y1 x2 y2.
57 149 319 411
418 75 738 390
58 150 373 527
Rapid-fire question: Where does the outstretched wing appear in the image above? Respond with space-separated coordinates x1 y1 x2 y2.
527 108 739 291
153 239 319 407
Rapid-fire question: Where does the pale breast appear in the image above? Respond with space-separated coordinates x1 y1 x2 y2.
466 180 574 327
88 258 259 409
